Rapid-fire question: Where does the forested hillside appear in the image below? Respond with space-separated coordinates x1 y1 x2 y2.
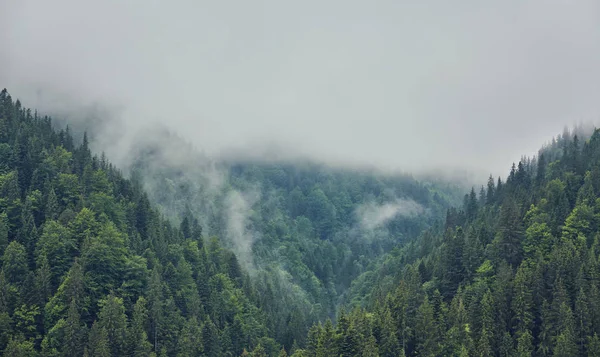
0 90 297 356
287 127 600 356
8 84 600 357
122 127 463 341
0 88 465 356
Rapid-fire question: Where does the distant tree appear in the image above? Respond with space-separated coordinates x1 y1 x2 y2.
415 295 438 357
97 294 128 356
87 321 110 357
2 241 28 285
63 298 86 357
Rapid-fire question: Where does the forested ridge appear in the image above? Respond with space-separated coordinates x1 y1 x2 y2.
0 90 291 356
4 86 600 357
104 119 464 345
289 126 600 357
0 89 461 356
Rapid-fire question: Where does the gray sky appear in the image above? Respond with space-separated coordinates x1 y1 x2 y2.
1 0 600 177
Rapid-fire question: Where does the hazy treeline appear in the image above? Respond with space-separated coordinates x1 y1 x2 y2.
289 127 600 356
0 90 461 356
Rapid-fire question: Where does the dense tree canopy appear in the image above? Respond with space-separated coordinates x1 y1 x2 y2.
4 87 600 356
292 126 600 356
0 89 280 356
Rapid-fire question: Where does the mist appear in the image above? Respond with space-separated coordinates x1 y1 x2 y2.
356 199 425 231
2 0 600 177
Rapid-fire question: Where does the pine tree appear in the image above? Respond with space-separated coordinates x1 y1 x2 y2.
97 294 128 357
176 317 202 357
552 303 577 357
128 296 153 357
478 290 494 357
499 331 515 357
305 323 321 356
316 319 336 357
0 271 9 314
148 267 163 352
378 308 400 357
2 240 28 285
494 198 523 267
35 254 52 304
486 175 496 205
577 171 596 204
415 295 438 357
87 321 110 357
180 216 191 240
537 153 547 185
251 343 267 357
202 318 221 357
466 187 479 221
441 228 466 297
554 332 578 357
62 298 85 357
512 262 534 335
45 187 59 221
3 336 36 357
576 287 592 353
0 212 8 257
588 333 600 357
516 329 533 357
362 334 379 357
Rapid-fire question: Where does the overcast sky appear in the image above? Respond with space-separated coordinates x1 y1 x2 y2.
1 0 599 177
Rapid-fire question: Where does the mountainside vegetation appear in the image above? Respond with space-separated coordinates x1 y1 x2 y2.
4 86 600 357
126 134 463 336
0 89 461 356
289 126 600 357
0 89 289 356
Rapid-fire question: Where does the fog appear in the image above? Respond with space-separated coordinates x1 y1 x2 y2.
2 0 600 177
356 199 425 231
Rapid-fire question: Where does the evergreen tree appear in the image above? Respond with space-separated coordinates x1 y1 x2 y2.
378 308 400 357
148 267 163 352
486 175 496 204
516 329 534 357
478 290 494 357
2 241 28 285
415 295 438 357
251 343 267 357
0 212 8 257
45 187 59 221
97 294 128 356
202 318 221 357
494 198 523 266
62 298 86 357
128 296 153 357
35 254 52 304
588 333 600 357
87 321 110 357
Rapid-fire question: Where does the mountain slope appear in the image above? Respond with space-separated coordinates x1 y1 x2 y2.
119 126 465 342
289 126 600 357
0 89 287 356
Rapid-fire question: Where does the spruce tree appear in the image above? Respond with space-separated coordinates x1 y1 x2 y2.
87 321 110 357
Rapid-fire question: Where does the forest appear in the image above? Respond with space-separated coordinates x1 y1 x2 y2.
2 87 600 357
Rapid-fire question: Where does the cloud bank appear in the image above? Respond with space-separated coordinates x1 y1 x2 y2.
2 0 600 176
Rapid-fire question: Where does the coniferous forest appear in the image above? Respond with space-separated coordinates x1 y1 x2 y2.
3 86 600 357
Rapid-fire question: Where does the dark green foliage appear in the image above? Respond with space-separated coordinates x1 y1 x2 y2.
295 126 600 356
5 89 600 356
86 321 110 357
0 91 281 355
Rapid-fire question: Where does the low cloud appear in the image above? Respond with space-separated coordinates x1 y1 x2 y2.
355 199 425 230
2 0 600 177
